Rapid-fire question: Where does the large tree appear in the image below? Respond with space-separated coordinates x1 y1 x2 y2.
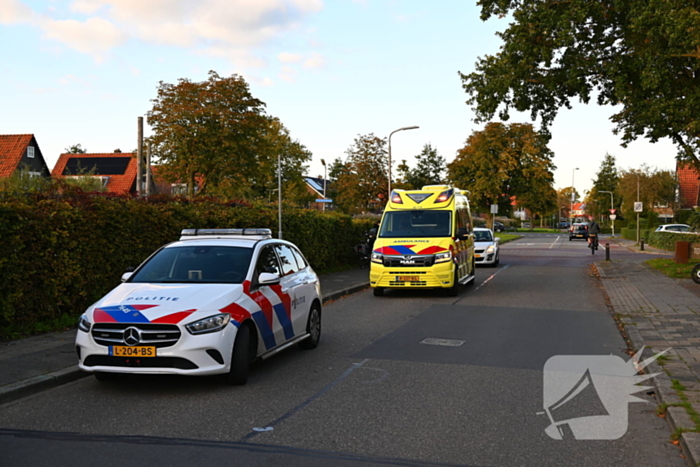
147 71 282 198
589 154 620 218
461 1 700 167
617 166 677 219
334 134 388 214
395 144 446 190
447 122 556 219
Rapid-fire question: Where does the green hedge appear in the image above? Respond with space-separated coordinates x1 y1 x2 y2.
645 231 700 251
0 192 372 340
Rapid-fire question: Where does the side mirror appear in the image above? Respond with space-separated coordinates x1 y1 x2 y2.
258 272 281 286
456 227 468 241
495 237 501 243
121 272 133 283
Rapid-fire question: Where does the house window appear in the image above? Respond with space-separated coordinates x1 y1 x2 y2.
27 146 34 158
28 171 41 178
171 184 188 195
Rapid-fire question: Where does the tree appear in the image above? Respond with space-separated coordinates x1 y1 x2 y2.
589 154 620 218
617 166 676 220
557 187 578 220
64 144 87 154
334 134 388 214
461 1 700 167
396 144 446 190
147 71 271 198
447 122 556 220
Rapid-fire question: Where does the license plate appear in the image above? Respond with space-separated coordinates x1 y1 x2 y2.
110 346 156 357
396 275 419 282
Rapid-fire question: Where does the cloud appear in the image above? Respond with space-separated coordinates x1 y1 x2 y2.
39 17 126 61
303 51 325 69
0 0 33 23
279 52 302 64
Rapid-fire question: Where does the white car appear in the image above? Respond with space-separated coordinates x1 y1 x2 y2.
474 227 500 267
76 228 322 385
654 224 693 233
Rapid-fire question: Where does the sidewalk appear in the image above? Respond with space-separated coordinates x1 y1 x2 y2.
0 267 369 406
599 237 700 466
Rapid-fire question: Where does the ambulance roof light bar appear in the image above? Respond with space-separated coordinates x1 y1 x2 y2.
180 228 272 239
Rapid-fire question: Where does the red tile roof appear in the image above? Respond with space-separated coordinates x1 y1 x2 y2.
51 153 137 194
677 162 700 209
0 134 34 177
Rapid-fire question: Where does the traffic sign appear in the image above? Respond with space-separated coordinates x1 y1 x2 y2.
609 209 617 214
490 204 498 214
634 202 643 212
610 214 617 220
316 199 333 203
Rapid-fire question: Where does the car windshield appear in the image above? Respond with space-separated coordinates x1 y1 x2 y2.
129 246 253 284
474 230 493 242
379 210 451 238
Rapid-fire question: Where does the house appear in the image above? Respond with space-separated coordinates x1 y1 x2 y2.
677 161 700 210
0 134 51 179
303 176 332 210
51 152 139 194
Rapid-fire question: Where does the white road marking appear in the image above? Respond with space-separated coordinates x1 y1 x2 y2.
473 264 510 292
549 236 562 249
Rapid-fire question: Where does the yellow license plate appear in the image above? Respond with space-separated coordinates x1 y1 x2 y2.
397 275 420 282
110 346 156 357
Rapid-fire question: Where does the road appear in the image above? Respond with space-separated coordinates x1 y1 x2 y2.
0 233 685 466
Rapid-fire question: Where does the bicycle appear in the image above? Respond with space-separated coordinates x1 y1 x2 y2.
354 242 370 269
588 234 599 255
692 263 700 284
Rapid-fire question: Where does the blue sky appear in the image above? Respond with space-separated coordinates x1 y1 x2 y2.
1 0 677 199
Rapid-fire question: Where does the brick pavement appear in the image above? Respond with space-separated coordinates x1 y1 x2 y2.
596 245 700 466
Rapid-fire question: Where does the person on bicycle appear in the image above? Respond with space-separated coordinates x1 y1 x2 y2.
587 216 601 250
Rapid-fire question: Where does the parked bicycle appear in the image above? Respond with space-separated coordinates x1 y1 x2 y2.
354 228 377 269
692 263 700 284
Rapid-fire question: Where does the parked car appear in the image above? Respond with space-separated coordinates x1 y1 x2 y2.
654 224 693 233
521 221 531 229
559 221 570 229
75 228 322 385
493 222 506 232
569 223 588 240
474 227 500 267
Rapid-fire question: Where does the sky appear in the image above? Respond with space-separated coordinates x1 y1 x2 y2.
0 0 678 200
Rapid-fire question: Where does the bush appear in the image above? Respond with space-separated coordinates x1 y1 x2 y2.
645 231 700 251
0 191 373 340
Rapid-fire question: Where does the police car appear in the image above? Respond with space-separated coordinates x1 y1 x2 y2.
75 229 322 385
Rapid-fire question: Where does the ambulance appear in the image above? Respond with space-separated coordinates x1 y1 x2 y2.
370 186 475 296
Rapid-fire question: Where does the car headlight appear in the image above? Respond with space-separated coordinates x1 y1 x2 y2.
78 314 91 333
371 252 383 264
435 251 452 263
486 245 496 254
186 313 232 335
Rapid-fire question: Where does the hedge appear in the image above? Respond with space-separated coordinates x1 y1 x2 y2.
645 231 700 251
0 192 373 340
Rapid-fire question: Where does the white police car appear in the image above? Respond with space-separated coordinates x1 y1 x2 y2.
75 229 322 385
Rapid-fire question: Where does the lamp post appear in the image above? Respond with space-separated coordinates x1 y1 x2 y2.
600 190 615 237
320 158 327 212
570 168 579 226
636 172 641 243
388 126 419 197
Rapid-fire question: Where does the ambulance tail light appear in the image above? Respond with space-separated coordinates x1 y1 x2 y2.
434 189 454 203
390 191 403 204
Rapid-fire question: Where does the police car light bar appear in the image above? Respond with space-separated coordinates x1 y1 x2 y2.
180 228 272 239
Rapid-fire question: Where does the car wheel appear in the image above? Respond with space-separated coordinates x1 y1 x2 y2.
226 324 251 385
693 264 700 284
446 267 460 296
373 287 385 297
94 371 118 382
493 253 499 267
569 237 572 241
299 302 321 350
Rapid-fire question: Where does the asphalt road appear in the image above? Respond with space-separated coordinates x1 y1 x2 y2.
0 234 686 467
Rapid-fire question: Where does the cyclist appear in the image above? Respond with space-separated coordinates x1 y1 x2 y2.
587 215 601 250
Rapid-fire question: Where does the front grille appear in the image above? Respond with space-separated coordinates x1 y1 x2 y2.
91 323 181 348
383 255 434 268
389 281 428 286
83 355 197 369
475 249 485 254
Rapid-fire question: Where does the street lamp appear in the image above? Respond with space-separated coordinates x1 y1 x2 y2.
635 172 641 243
570 168 579 226
320 158 327 212
388 126 419 197
600 190 615 237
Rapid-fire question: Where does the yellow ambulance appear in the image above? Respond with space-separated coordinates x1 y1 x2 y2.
370 185 475 297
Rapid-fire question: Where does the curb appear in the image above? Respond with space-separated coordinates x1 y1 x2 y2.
0 366 88 406
618 301 699 467
0 282 371 406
